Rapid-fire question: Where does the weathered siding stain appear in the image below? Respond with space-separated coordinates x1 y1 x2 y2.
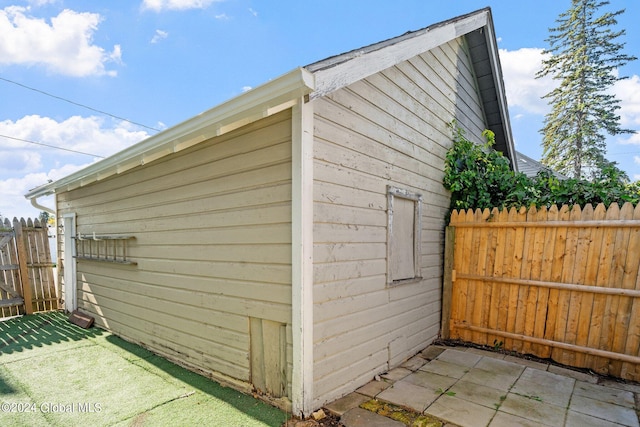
57 110 293 390
311 38 486 406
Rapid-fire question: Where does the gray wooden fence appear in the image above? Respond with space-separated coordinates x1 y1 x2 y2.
0 218 57 318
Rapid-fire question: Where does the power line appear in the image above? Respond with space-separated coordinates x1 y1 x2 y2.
0 76 161 132
0 134 104 158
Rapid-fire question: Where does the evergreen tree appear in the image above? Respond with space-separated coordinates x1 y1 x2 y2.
39 211 50 224
537 0 636 180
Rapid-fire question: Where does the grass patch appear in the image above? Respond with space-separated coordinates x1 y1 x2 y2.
0 312 286 426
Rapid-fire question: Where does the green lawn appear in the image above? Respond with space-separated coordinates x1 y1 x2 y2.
0 312 287 427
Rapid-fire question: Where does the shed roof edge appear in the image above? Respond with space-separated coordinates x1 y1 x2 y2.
25 67 315 199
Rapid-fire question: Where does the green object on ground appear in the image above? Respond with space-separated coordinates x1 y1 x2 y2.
0 312 287 426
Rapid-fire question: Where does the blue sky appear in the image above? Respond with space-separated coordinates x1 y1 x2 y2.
1 0 639 219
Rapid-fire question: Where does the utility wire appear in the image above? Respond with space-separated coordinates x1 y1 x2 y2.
0 134 104 158
0 76 161 132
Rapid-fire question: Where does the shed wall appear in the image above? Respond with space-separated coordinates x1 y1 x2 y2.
311 38 487 406
57 110 294 393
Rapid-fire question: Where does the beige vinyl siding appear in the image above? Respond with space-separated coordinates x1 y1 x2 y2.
311 38 486 406
57 110 293 390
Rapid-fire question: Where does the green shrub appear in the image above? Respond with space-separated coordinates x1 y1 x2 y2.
443 125 639 211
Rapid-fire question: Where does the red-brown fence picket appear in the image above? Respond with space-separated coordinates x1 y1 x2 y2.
443 203 640 381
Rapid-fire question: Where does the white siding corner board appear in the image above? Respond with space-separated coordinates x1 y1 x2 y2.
291 99 314 417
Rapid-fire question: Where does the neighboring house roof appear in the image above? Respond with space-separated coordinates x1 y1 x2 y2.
516 151 566 179
25 7 515 201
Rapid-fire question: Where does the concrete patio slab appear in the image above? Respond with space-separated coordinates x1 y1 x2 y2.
490 411 554 427
569 394 640 427
331 344 640 427
573 380 636 407
341 407 405 427
474 356 526 378
323 392 370 416
460 365 520 390
498 392 567 426
510 367 575 407
436 349 482 367
503 354 549 370
377 380 439 412
420 345 447 360
401 355 427 371
419 359 471 379
402 370 458 391
380 367 412 382
355 380 392 398
427 393 495 427
464 347 506 360
565 410 630 427
599 378 640 394
548 364 598 383
447 380 505 409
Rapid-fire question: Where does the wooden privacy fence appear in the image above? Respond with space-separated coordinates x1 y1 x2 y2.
0 218 57 318
442 202 640 381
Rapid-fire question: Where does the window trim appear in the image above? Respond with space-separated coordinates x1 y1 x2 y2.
387 186 423 286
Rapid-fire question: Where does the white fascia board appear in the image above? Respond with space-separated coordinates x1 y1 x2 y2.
310 10 489 99
25 67 315 200
483 11 517 172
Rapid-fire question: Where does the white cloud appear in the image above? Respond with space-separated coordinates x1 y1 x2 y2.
248 8 257 17
45 162 92 181
215 13 229 20
142 0 222 12
0 115 150 218
0 150 42 173
0 173 50 218
614 75 640 128
109 44 123 65
499 48 555 115
499 49 640 140
27 0 58 6
241 86 252 92
151 29 168 43
0 163 90 219
0 115 149 159
0 6 121 77
618 132 640 146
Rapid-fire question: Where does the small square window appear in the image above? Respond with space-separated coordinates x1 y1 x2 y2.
387 186 422 285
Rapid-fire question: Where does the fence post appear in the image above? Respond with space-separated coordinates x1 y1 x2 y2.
441 226 455 340
14 219 34 315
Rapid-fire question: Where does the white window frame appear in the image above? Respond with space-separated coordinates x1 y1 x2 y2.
387 186 422 286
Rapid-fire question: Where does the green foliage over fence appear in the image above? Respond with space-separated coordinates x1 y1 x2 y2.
443 126 640 211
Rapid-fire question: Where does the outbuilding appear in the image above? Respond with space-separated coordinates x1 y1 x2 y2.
26 7 516 416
